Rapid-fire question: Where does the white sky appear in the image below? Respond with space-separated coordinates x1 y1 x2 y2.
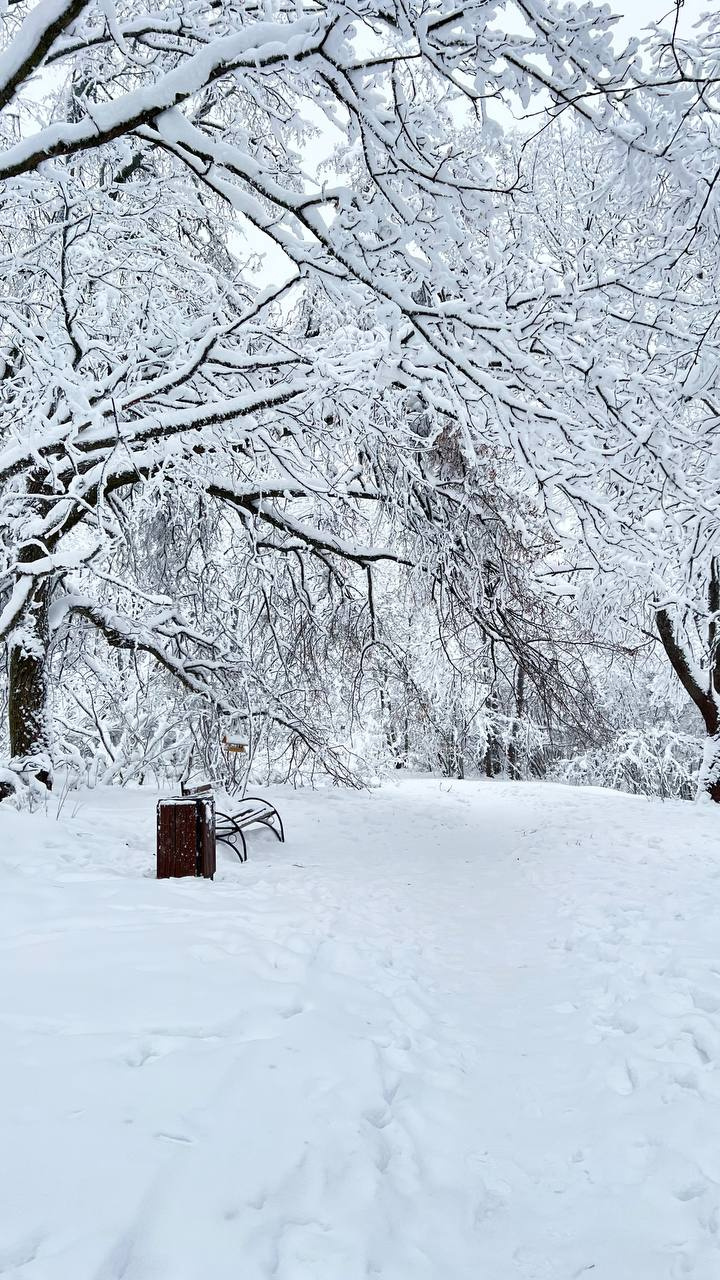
617 0 708 39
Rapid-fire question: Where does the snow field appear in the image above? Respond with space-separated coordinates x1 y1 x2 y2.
1 780 719 1278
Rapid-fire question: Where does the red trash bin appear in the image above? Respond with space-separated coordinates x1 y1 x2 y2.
157 795 216 880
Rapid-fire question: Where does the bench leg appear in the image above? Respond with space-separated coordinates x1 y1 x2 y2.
256 813 284 843
239 798 284 843
235 829 248 862
215 812 248 863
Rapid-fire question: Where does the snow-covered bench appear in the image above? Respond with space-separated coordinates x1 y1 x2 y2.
181 783 284 863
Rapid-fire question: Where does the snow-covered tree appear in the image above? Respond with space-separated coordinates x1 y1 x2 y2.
3 0 720 800
0 0 631 789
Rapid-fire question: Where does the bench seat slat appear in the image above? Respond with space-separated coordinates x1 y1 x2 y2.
182 786 284 862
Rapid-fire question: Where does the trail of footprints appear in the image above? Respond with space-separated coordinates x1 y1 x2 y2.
576 891 720 1270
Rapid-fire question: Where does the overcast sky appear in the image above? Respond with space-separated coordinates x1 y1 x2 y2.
617 0 708 38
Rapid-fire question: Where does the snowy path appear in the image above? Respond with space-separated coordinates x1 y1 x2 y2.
1 780 720 1279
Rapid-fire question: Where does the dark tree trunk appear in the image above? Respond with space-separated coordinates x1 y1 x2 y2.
484 680 501 777
2 576 53 797
507 663 526 782
656 589 719 803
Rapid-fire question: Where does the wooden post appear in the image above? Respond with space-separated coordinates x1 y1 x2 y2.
157 796 216 880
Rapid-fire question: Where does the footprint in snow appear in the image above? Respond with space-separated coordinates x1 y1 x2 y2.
684 1028 714 1066
363 1105 392 1130
674 1180 707 1202
124 1041 158 1068
671 1068 701 1093
0 1231 44 1273
690 987 720 1014
596 1009 640 1036
606 1060 637 1095
279 1000 305 1019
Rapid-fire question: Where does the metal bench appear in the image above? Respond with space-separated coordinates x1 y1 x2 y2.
214 796 284 862
181 783 284 863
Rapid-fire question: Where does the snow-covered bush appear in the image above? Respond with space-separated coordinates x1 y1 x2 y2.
550 729 702 801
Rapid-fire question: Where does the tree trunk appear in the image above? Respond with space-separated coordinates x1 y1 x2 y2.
698 734 720 804
656 602 719 804
507 663 525 782
484 679 501 777
2 577 53 795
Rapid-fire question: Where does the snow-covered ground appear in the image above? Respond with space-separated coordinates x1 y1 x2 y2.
1 779 719 1279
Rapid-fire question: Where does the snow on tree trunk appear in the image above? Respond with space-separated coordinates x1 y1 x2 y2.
697 735 720 805
5 579 52 793
656 605 720 805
